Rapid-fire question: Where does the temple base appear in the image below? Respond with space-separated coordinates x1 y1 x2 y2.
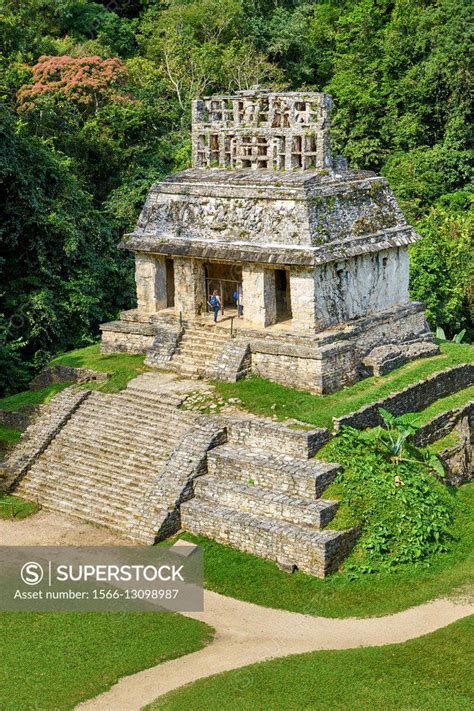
100 302 437 394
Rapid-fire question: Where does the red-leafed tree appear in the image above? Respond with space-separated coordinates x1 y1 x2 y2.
17 55 131 113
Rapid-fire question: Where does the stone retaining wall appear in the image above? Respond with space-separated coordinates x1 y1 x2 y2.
222 416 331 459
100 320 157 353
413 401 473 448
1 388 91 491
30 365 108 390
0 409 30 431
144 323 183 366
334 364 474 431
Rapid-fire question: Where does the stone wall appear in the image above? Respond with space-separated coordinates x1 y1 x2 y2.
334 364 474 430
1 388 90 491
29 365 108 390
252 350 323 393
222 416 330 458
362 341 439 377
413 401 473 448
314 246 410 327
213 339 251 382
100 320 157 354
0 409 30 431
438 411 473 486
144 323 183 366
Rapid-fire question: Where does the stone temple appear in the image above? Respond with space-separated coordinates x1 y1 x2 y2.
100 89 434 392
5 93 450 577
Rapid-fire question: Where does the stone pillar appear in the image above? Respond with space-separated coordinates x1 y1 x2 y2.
135 254 167 312
174 258 206 319
242 265 277 328
289 269 317 332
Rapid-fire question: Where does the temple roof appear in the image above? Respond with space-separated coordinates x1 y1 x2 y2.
121 167 420 266
121 90 419 267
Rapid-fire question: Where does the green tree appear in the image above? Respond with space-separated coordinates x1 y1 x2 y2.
410 192 473 339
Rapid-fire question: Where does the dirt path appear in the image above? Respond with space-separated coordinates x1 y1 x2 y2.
78 589 473 711
2 512 472 711
0 509 130 545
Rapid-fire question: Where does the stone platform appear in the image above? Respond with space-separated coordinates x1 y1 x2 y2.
101 301 435 393
4 372 357 577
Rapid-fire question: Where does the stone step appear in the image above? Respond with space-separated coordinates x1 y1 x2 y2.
207 445 339 498
17 476 148 519
194 478 338 529
78 399 188 426
170 353 217 367
87 390 185 415
66 405 190 438
35 440 166 476
18 480 146 513
180 499 357 577
62 419 187 453
20 460 159 501
174 339 226 354
117 391 184 409
172 349 219 365
18 461 152 508
167 361 215 378
183 329 230 342
35 497 138 534
169 363 215 377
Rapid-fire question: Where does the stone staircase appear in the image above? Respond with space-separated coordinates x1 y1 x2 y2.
15 388 194 536
181 441 358 577
167 324 231 378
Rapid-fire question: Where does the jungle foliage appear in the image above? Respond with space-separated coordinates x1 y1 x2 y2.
0 0 472 395
320 425 457 572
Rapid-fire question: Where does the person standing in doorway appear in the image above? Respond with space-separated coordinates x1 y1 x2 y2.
237 283 243 317
208 290 221 323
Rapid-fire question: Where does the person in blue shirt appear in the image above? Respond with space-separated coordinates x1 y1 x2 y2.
207 290 221 322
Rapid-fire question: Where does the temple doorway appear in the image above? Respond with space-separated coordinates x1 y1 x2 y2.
275 269 292 321
204 263 242 315
165 258 175 307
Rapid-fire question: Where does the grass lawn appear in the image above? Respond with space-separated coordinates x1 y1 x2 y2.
428 431 462 455
0 494 38 519
213 342 473 428
0 382 72 412
150 616 474 711
414 384 474 426
0 424 22 447
171 483 473 619
0 611 213 711
51 343 150 392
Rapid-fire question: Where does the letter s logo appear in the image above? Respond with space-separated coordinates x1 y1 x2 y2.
21 562 44 586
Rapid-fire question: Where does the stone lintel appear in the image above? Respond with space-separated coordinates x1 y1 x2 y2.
119 226 419 268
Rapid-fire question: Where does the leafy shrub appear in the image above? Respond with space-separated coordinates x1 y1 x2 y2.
321 427 456 572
